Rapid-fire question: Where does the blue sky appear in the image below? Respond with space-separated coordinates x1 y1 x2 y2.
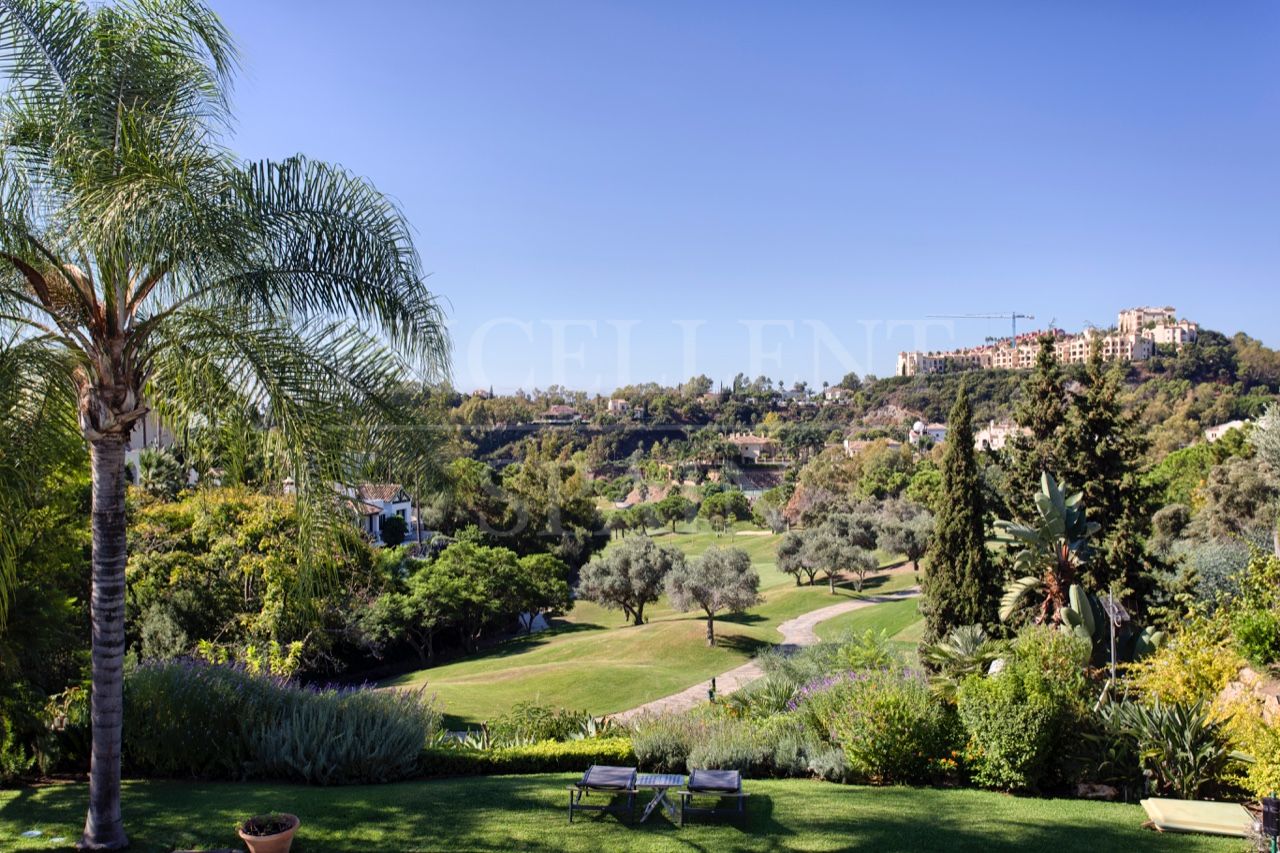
215 0 1279 393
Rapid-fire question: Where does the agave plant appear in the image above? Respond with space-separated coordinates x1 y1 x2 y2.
918 624 1007 700
997 472 1101 626
1113 699 1238 800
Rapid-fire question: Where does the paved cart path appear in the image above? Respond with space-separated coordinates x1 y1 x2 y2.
612 587 920 722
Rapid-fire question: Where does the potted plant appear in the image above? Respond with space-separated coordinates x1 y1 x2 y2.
236 813 299 853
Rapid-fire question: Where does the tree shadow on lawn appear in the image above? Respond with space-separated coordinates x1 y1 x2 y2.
0 779 1236 853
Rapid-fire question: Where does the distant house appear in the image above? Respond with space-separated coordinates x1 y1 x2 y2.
843 437 903 457
823 387 853 403
338 483 416 544
974 420 1027 452
607 398 631 414
539 404 582 424
908 420 947 446
1204 420 1248 443
728 432 781 463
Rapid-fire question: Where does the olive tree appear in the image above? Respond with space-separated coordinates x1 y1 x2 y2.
666 547 760 646
577 535 682 626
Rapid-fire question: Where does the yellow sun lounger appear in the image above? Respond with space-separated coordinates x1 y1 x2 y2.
1140 798 1253 838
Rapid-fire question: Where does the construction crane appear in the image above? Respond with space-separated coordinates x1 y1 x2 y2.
927 312 1035 348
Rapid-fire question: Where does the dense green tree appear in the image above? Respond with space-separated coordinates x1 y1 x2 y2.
0 3 449 842
1171 329 1237 383
512 553 573 632
665 547 760 645
698 489 749 531
655 493 695 531
920 386 998 643
380 515 408 547
1060 344 1155 604
578 535 682 626
1007 336 1068 515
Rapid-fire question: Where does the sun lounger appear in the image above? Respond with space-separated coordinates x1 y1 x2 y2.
567 765 638 823
677 769 748 825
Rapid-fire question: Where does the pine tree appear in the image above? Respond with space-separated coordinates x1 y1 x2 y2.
1060 341 1155 607
920 385 999 643
1007 335 1068 516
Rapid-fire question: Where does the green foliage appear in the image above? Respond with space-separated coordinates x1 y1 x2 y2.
630 713 703 773
1007 336 1069 513
420 738 635 776
123 661 439 783
126 489 382 672
380 514 408 547
1060 345 1156 602
921 385 998 641
918 625 1007 701
687 723 773 773
1112 700 1236 800
132 448 188 501
821 669 960 785
957 628 1090 790
486 703 596 746
697 489 750 530
1230 609 1280 667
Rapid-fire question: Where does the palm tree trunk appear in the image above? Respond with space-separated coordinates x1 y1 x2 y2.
82 436 129 851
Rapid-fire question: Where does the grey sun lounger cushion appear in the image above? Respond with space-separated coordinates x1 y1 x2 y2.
688 769 741 793
580 765 637 790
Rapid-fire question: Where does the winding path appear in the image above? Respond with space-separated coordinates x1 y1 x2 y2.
612 587 920 722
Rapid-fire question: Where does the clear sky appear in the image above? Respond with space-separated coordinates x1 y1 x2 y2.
214 0 1279 393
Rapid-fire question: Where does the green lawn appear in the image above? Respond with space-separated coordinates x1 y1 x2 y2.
387 535 914 726
814 595 923 642
0 776 1240 853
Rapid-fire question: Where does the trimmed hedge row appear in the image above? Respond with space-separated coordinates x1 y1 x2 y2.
421 738 635 776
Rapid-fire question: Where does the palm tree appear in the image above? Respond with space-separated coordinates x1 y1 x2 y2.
0 2 448 848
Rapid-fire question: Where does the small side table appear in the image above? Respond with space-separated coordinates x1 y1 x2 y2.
636 773 685 823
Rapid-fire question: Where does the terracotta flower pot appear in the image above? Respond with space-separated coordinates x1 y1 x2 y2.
237 813 299 853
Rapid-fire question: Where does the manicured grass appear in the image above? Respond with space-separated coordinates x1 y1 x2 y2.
387 529 912 726
0 776 1239 852
814 595 923 642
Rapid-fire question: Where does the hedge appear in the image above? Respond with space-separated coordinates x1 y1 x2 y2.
421 738 635 776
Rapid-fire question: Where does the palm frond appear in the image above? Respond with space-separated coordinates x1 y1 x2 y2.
999 575 1043 623
143 306 447 592
0 328 78 628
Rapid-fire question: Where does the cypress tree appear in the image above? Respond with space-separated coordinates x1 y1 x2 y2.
1060 341 1155 607
920 385 998 643
1007 335 1067 517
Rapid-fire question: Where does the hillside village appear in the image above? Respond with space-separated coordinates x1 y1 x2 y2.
898 305 1199 376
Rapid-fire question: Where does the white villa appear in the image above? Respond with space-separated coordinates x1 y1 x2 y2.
975 420 1027 452
336 483 416 544
908 421 948 446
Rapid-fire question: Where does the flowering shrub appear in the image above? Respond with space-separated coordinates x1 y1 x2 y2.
819 668 960 784
1126 616 1244 705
